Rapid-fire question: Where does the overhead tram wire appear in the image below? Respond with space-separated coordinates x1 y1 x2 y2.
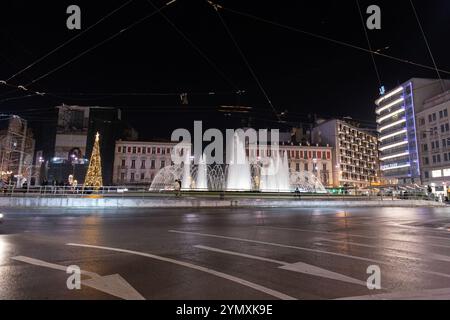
409 0 445 92
1 1 175 101
214 2 450 76
144 0 241 92
23 0 178 88
355 0 382 87
206 1 281 122
6 0 135 82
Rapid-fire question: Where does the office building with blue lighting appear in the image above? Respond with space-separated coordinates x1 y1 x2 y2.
375 78 450 185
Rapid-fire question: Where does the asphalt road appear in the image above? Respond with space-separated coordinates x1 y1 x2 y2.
0 206 450 300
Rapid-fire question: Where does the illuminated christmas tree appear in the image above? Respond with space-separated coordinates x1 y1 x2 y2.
84 132 103 189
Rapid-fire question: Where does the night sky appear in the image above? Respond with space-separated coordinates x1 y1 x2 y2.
1 0 449 142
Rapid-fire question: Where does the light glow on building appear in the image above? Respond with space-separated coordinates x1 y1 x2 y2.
379 129 407 141
375 86 403 105
379 118 406 132
377 107 406 124
381 163 411 171
376 97 404 114
379 140 408 151
379 151 410 161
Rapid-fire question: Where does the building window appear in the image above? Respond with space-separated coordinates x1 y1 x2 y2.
424 171 429 179
121 159 126 167
304 163 308 171
120 172 125 181
443 139 447 148
295 163 300 171
157 148 161 154
446 123 450 132
122 147 126 153
151 160 155 169
141 160 145 169
432 169 442 178
445 153 448 162
423 144 428 152
140 172 145 180
128 147 131 153
440 110 443 119
152 147 156 154
167 148 171 154
138 147 141 153
160 160 165 168
162 148 166 155
132 147 136 154
433 155 436 163
424 157 429 165
131 159 136 169
444 109 448 117
433 113 437 121
437 154 441 163
322 164 327 171
327 151 330 159
296 151 300 159
313 151 317 159
130 173 135 181
118 146 121 153
428 114 432 122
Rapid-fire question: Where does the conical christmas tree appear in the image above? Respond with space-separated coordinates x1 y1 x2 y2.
84 132 103 190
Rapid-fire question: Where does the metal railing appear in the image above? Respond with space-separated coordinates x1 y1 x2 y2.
0 185 443 202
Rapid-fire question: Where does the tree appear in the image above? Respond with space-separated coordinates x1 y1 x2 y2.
84 132 103 190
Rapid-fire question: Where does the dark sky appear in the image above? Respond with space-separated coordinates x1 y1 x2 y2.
1 0 449 140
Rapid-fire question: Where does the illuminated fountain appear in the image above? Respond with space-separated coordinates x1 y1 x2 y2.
196 154 208 190
258 151 291 192
181 153 192 189
149 133 327 193
226 133 252 191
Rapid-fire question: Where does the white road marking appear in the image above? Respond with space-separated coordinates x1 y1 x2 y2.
261 226 385 239
316 238 450 263
337 287 450 300
194 245 286 265
11 256 144 300
171 230 450 280
66 243 295 300
425 235 450 241
194 245 366 286
261 226 450 249
170 230 384 264
381 222 450 235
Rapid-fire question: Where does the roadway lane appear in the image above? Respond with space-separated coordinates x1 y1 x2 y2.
0 206 449 299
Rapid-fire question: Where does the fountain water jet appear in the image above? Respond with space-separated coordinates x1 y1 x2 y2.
226 133 252 191
196 154 208 190
181 153 192 189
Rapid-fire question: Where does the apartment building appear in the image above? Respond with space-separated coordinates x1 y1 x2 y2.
113 140 190 185
312 119 379 188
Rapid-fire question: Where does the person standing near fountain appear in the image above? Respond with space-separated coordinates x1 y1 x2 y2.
174 179 182 197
